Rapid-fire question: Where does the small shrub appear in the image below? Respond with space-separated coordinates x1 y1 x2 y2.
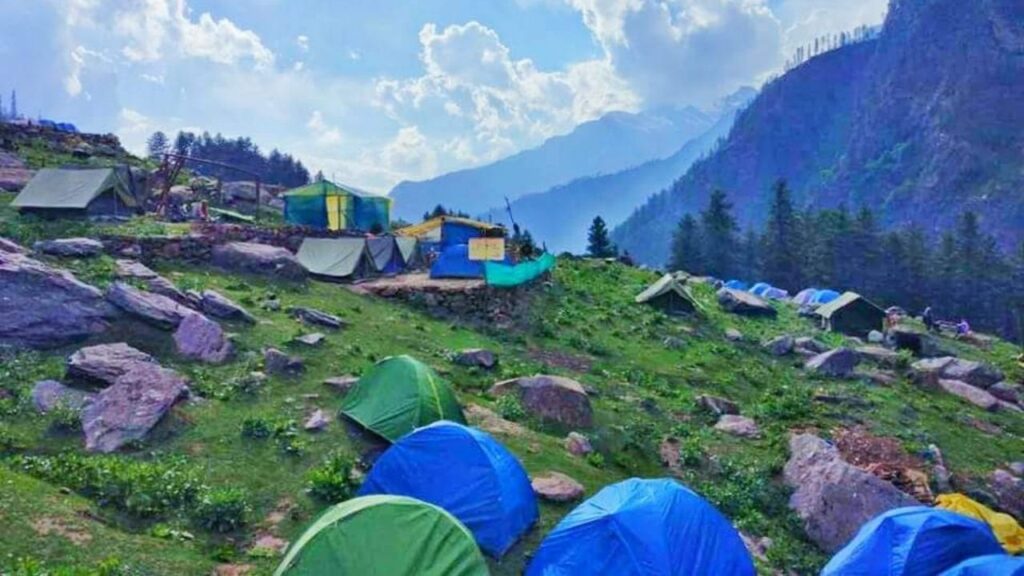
192 487 250 533
585 452 606 468
495 394 525 422
48 403 82 432
307 452 360 503
240 416 273 439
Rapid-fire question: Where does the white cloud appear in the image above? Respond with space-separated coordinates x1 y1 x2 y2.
379 126 437 179
306 110 343 145
65 45 110 97
113 0 273 68
296 34 309 53
141 72 165 84
348 49 361 61
293 61 304 71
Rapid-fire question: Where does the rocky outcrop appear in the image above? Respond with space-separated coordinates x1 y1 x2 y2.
0 252 116 349
489 375 593 428
941 359 1004 389
763 335 795 356
697 394 739 416
937 379 1000 411
717 288 776 317
715 414 760 438
174 313 233 364
81 362 189 453
289 307 344 330
890 326 952 358
212 242 306 281
564 432 593 456
201 290 256 323
805 348 860 378
990 382 1022 405
112 260 190 305
910 356 956 388
454 349 498 369
31 380 94 414
795 337 830 355
33 238 103 258
532 472 585 502
989 469 1023 519
784 433 917 552
106 282 192 329
66 343 156 387
855 345 901 368
0 237 27 254
264 348 304 376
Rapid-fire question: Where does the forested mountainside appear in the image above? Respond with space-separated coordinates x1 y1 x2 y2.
388 107 715 221
482 89 755 254
613 0 1024 267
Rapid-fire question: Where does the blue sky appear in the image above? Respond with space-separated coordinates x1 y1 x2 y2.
0 0 887 192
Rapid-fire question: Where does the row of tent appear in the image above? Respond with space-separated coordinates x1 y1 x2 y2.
297 236 420 280
277 355 756 575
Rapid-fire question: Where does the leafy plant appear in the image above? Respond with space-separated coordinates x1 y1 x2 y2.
495 394 525 422
191 488 250 533
307 451 360 503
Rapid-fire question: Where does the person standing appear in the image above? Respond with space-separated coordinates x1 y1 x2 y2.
922 306 935 332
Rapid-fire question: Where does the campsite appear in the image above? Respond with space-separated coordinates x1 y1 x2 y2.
1 1 1024 575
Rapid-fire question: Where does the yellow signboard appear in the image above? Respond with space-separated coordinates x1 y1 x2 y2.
468 238 506 261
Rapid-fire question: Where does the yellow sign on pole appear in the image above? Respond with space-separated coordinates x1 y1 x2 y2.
468 238 506 261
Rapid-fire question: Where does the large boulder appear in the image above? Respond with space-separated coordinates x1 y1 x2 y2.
66 343 156 387
937 379 1000 411
855 345 902 368
942 359 1004 389
0 252 116 349
33 238 104 258
489 375 593 428
0 237 28 255
763 335 795 356
81 362 189 453
114 259 158 279
910 356 957 388
0 168 34 192
531 472 585 503
264 348 304 376
715 414 760 438
783 434 917 552
31 380 94 414
174 313 233 364
717 288 776 317
795 337 830 355
201 290 255 323
105 281 191 329
989 469 1024 519
454 348 498 369
113 260 190 305
212 242 306 281
805 348 860 378
989 382 1022 405
889 326 953 358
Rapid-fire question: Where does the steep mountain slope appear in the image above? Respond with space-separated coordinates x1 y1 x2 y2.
481 90 754 253
388 107 715 221
614 0 1024 266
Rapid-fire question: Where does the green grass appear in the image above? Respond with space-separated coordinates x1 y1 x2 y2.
0 219 1021 574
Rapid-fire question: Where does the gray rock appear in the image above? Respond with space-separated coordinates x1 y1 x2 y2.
33 237 104 258
1008 462 1024 477
490 375 593 429
989 469 1024 519
144 275 192 306
31 380 94 414
0 167 34 192
942 359 1004 389
662 336 685 350
264 348 304 376
783 433 917 552
293 333 326 347
113 259 158 279
201 290 255 323
910 356 957 388
795 337 830 355
805 348 860 378
890 326 954 358
564 432 593 456
174 313 233 364
454 348 498 369
867 330 885 344
855 345 901 368
288 306 344 329
212 242 306 281
697 394 740 416
763 335 795 356
67 343 156 387
0 252 116 349
303 409 330 431
531 472 585 502
106 281 191 329
990 382 1022 405
715 414 760 438
323 376 359 393
724 328 744 342
937 379 1000 411
717 288 776 317
81 362 189 453
0 237 28 254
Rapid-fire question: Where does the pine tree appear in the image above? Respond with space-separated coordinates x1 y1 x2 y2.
669 214 704 274
902 227 932 313
10 90 16 119
737 229 760 281
146 131 169 159
586 216 616 258
760 179 803 290
700 189 738 279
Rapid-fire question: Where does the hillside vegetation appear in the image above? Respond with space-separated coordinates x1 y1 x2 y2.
1 193 1023 575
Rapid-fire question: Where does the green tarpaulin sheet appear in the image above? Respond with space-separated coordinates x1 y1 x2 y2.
484 253 555 287
296 237 371 279
274 495 489 576
341 355 466 442
12 168 138 210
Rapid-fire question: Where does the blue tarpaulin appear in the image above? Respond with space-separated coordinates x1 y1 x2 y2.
441 221 485 248
749 282 772 296
358 421 538 558
430 244 485 278
793 288 820 305
526 478 754 576
822 507 1003 576
942 555 1024 576
811 289 841 305
725 280 749 290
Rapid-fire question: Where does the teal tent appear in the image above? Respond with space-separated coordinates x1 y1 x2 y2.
283 180 391 232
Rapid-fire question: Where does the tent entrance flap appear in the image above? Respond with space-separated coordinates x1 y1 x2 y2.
326 195 348 231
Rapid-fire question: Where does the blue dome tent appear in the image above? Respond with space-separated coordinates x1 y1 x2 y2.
811 289 841 305
724 280 749 291
526 478 754 576
822 507 1003 576
793 288 820 305
358 421 538 557
749 282 772 296
943 555 1024 576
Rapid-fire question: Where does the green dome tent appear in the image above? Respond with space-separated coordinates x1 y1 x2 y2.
341 355 466 442
274 495 489 576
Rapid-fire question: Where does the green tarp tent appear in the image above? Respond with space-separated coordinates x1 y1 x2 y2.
12 167 142 216
341 355 466 442
274 495 489 576
815 291 885 336
635 273 699 315
283 179 391 232
296 237 372 281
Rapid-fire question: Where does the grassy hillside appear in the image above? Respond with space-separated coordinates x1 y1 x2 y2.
1 196 1022 574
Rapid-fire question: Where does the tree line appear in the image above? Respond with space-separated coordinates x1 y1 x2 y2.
147 130 310 188
665 180 1024 340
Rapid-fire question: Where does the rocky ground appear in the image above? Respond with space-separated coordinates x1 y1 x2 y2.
0 189 1022 575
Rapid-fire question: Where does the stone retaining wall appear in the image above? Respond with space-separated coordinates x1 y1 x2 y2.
357 279 543 329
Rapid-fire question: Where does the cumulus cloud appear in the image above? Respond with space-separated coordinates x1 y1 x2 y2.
306 110 342 145
379 126 438 179
296 34 309 53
